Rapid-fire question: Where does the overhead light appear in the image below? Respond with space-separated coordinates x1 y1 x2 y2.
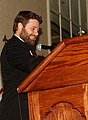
77 29 86 35
81 30 85 34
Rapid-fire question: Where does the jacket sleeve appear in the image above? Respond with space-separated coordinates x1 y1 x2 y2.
6 45 45 73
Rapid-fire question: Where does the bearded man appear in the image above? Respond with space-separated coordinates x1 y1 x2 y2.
0 10 44 120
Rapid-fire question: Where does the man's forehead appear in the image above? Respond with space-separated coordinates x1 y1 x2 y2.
28 19 39 24
27 19 40 28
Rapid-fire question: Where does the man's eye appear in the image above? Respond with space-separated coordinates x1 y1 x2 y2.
31 27 35 30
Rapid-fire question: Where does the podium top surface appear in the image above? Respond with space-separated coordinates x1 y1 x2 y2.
17 35 88 93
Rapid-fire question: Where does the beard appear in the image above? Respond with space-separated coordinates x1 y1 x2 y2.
20 28 37 46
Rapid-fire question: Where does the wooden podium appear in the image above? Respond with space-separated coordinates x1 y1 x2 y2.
17 35 88 120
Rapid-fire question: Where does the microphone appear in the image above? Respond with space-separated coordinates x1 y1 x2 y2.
36 44 54 51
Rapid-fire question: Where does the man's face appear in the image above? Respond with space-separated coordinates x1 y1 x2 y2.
20 19 40 46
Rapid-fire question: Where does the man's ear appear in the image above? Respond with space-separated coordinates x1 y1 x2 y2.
18 23 23 31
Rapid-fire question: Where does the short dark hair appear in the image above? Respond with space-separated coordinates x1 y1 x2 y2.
13 10 43 33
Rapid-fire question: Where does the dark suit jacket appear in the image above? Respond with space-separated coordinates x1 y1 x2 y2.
0 35 44 120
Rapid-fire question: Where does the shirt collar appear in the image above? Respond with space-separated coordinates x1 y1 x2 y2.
14 34 25 42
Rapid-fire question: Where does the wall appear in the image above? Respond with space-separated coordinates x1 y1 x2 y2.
0 0 49 52
0 0 49 99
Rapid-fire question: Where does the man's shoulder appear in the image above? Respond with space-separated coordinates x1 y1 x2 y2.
5 35 25 48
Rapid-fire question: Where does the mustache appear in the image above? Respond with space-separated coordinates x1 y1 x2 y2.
28 35 38 40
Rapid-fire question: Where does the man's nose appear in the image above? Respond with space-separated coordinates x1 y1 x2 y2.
34 30 38 36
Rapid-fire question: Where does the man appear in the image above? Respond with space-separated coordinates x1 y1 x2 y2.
0 10 44 120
